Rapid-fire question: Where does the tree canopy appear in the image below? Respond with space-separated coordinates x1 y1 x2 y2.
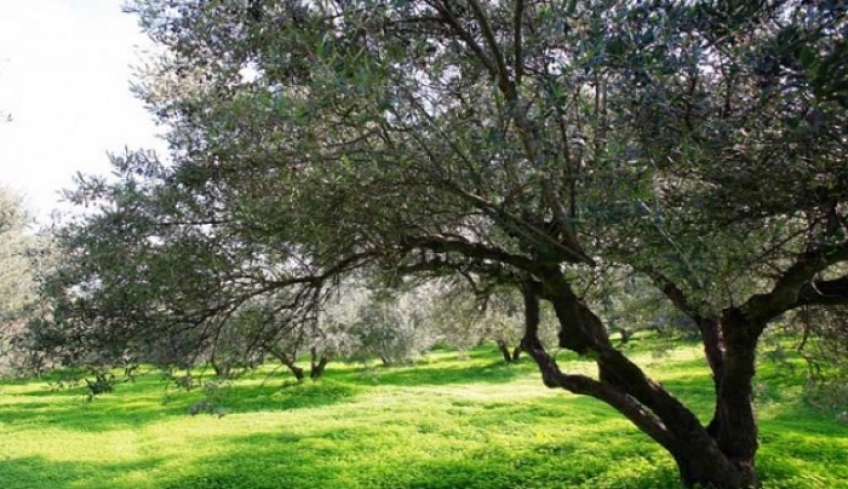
36 1 848 487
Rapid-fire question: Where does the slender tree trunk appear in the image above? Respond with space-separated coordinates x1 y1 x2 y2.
209 354 230 379
289 364 306 382
495 340 521 363
270 349 305 382
309 347 329 380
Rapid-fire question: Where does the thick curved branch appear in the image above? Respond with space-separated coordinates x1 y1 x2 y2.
740 241 848 324
796 275 848 308
528 348 677 452
519 281 676 451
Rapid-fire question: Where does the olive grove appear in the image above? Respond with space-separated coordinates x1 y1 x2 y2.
31 1 848 487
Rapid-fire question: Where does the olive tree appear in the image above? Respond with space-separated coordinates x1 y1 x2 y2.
38 1 848 487
0 187 50 375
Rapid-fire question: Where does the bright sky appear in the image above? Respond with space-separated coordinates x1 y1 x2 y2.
0 0 166 224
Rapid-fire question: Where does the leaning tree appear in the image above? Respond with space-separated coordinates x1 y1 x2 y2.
38 1 848 487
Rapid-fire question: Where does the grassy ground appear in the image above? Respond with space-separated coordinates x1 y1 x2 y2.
0 338 846 489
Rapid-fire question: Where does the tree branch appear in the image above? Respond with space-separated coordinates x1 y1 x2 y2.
466 0 514 96
641 268 704 322
401 234 540 274
513 0 525 86
519 281 676 451
796 275 848 308
431 1 499 78
740 241 848 324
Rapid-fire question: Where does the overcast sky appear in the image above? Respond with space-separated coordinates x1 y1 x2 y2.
0 0 166 224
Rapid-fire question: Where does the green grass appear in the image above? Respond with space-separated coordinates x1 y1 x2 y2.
1 340 846 489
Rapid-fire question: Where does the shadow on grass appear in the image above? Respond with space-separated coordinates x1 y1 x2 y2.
1 354 528 434
221 379 361 413
152 424 681 489
0 455 164 489
0 376 361 433
335 359 534 388
0 348 702 434
144 396 847 489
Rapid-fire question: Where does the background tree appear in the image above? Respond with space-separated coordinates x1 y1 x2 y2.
0 187 50 375
429 280 560 362
35 1 848 487
346 285 442 366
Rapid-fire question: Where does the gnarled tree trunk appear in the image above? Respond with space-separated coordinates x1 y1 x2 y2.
521 273 763 488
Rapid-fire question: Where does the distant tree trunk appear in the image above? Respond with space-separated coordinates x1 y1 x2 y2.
269 349 305 382
520 273 762 489
309 347 329 380
617 327 635 345
209 353 230 379
496 339 522 363
512 345 522 362
289 363 306 382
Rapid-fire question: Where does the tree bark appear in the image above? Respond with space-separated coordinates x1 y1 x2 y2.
696 316 726 438
708 308 762 484
289 364 306 382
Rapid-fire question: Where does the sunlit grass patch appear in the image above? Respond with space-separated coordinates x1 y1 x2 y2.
1 341 846 489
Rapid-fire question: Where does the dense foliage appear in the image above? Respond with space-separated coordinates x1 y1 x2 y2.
29 1 848 487
0 187 49 375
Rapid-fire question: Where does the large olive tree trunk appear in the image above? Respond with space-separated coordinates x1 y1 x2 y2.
520 273 762 488
697 309 762 485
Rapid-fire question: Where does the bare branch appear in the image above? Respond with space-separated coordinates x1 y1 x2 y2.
513 0 525 86
466 0 514 96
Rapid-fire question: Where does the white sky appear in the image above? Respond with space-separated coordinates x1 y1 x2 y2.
0 0 166 224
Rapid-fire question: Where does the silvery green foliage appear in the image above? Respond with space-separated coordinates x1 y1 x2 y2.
34 2 848 483
427 276 569 357
0 189 34 318
0 188 51 375
49 0 845 365
331 283 441 366
781 304 848 417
